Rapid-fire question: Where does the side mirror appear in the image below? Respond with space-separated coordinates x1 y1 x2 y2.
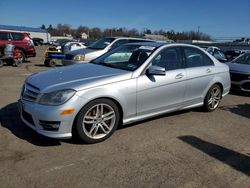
146 65 166 76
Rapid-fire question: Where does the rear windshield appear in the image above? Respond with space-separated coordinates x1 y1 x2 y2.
88 38 115 50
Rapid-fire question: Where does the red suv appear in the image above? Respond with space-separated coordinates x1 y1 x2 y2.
0 31 36 60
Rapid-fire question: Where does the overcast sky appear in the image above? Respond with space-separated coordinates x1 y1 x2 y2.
0 0 250 38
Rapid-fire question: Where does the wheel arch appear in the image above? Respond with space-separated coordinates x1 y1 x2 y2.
72 96 124 134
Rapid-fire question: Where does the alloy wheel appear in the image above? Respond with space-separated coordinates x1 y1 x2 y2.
207 87 221 110
82 103 116 139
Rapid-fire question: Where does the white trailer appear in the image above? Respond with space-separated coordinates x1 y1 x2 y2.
0 25 51 44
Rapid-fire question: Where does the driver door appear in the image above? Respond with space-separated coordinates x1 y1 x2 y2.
136 47 187 116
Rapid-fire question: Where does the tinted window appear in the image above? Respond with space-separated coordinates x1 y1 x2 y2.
111 39 129 49
0 32 9 40
233 53 250 65
213 50 226 60
152 47 183 71
11 33 24 41
88 38 115 50
184 47 213 67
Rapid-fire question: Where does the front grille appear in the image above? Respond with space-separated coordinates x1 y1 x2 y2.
22 109 35 126
230 72 250 82
22 83 40 102
65 54 74 60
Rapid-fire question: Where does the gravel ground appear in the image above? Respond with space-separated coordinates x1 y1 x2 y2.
0 46 249 188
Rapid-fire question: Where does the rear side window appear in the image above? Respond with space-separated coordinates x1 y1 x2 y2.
183 47 213 68
11 33 24 41
0 32 9 40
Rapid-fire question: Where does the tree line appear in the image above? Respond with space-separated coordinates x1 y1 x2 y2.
41 24 211 41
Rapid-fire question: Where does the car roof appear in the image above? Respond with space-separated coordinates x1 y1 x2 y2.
125 41 167 47
104 36 153 41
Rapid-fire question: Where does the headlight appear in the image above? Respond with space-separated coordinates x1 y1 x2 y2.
38 89 76 105
73 54 85 61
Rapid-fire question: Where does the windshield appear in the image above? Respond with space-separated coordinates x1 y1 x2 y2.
90 44 156 71
88 37 115 50
232 53 250 65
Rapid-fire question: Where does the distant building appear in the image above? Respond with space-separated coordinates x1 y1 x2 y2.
0 25 51 43
81 32 88 39
143 34 173 42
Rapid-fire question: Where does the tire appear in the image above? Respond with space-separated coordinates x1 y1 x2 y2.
13 59 22 67
203 84 222 112
75 99 120 144
44 59 56 67
20 51 26 63
48 59 56 67
0 60 3 68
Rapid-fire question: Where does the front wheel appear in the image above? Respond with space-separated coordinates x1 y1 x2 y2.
203 84 222 112
75 99 120 144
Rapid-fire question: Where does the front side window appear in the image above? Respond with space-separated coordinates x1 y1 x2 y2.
152 47 183 71
88 37 115 50
11 33 24 41
184 47 213 68
0 32 9 40
91 44 156 71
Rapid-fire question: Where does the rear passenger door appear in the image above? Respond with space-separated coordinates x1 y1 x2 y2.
182 47 215 106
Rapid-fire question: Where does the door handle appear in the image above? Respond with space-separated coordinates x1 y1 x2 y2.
175 73 184 79
206 68 212 73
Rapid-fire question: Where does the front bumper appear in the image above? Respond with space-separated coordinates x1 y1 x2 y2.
18 99 77 139
231 80 250 92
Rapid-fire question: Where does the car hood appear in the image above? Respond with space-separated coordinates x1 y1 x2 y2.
227 62 250 74
26 63 132 93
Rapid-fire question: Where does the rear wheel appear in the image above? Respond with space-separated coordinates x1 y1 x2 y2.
204 84 222 112
44 59 56 67
75 99 120 144
13 59 22 67
20 51 26 63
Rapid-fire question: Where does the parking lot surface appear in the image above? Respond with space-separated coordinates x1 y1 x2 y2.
0 46 250 187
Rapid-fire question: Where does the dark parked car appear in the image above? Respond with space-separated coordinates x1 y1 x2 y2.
0 31 36 61
227 53 250 92
32 37 44 46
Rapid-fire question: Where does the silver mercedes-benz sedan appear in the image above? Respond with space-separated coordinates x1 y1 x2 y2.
19 42 230 143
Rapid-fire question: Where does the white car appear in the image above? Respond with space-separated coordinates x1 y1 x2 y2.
61 37 153 66
56 42 87 51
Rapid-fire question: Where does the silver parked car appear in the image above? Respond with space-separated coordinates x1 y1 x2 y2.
61 37 153 66
19 42 230 143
